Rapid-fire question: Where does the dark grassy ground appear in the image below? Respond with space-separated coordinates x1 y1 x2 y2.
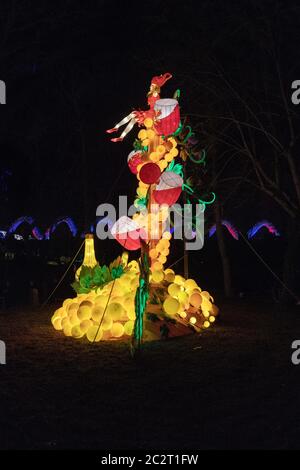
1 299 300 450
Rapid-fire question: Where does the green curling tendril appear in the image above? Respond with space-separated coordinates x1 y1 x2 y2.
198 203 206 213
171 121 183 137
182 183 216 206
189 149 206 165
182 183 194 195
197 192 216 206
183 126 194 144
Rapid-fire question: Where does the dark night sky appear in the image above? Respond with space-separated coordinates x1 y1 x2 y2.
0 0 299 231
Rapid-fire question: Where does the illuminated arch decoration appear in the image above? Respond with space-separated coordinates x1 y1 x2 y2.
7 216 34 235
247 220 280 239
7 216 44 240
45 217 77 240
32 226 44 241
208 220 239 240
1 217 282 242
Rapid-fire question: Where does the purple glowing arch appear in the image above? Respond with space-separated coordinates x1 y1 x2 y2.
208 220 239 240
247 220 280 239
45 217 78 240
7 216 43 240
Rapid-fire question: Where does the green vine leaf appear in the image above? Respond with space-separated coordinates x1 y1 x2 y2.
80 274 93 289
111 265 124 280
93 265 104 285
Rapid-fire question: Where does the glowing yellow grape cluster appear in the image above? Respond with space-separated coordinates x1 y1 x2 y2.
136 122 178 179
52 263 219 341
149 231 172 270
157 137 179 171
51 268 139 342
161 270 219 329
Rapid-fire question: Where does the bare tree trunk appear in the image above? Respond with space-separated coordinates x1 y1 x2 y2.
280 217 300 303
211 144 233 297
214 198 233 297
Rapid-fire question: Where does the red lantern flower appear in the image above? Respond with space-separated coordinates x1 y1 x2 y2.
153 171 183 206
111 216 147 251
154 99 180 136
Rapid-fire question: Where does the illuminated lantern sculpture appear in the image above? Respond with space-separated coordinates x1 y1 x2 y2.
153 171 183 206
127 150 143 174
139 162 161 185
76 233 98 280
52 72 219 348
154 99 180 136
111 216 146 251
